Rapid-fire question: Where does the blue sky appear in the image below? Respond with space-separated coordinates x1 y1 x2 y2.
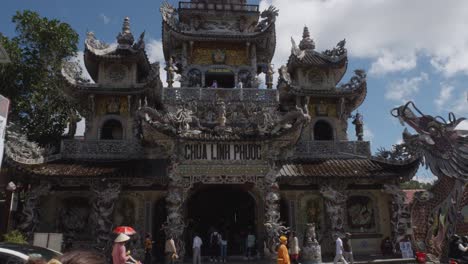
2 0 468 182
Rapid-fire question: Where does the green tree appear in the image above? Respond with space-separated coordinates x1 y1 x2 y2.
401 180 434 190
0 10 79 146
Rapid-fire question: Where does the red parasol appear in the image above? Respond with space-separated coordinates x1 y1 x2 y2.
113 226 136 235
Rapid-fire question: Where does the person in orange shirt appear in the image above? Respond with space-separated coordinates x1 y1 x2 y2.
277 235 290 264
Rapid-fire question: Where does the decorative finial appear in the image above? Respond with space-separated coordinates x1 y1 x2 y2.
122 17 131 34
117 16 134 46
299 26 315 50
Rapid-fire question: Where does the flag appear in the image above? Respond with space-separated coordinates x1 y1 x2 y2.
0 94 10 170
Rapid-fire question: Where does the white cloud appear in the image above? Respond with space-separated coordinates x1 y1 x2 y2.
146 38 181 87
99 14 110 25
260 0 468 76
452 90 468 115
70 51 94 83
370 51 416 75
435 84 454 110
456 120 468 131
385 72 428 102
363 125 374 141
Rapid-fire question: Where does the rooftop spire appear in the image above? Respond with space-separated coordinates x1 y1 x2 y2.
117 16 134 46
299 26 315 50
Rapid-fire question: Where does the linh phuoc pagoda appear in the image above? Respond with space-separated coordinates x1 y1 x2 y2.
4 0 437 261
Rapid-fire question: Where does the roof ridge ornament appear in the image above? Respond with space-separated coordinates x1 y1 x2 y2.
299 26 315 51
117 16 135 46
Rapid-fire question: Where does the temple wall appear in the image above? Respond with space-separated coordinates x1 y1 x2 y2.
280 189 392 256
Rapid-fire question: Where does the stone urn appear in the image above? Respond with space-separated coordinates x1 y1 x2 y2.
301 223 322 264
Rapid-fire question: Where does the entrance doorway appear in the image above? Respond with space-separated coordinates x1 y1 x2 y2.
205 71 235 88
187 185 256 256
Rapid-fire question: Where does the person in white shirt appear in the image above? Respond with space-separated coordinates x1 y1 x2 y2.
334 234 349 264
246 231 256 260
193 233 203 264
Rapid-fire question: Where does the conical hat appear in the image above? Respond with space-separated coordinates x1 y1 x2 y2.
115 233 130 243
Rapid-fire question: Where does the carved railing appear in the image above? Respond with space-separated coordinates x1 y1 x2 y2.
294 140 371 158
162 87 278 105
61 139 143 160
179 2 259 12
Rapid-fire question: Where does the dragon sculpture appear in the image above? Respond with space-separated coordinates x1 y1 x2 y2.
391 101 468 259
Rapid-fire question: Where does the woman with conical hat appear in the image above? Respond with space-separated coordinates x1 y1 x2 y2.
112 233 131 264
277 235 290 264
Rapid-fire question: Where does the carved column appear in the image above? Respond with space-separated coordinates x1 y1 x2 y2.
163 160 187 259
320 185 347 239
18 183 51 240
90 182 121 251
383 184 410 253
263 166 289 259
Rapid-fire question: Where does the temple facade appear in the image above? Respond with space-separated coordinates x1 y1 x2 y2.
4 0 420 260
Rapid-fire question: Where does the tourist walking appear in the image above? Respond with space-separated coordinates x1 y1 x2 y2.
277 236 290 264
193 233 203 264
209 230 221 262
289 231 300 264
165 235 178 264
144 233 153 264
245 231 256 260
333 234 348 264
220 232 228 263
342 233 354 264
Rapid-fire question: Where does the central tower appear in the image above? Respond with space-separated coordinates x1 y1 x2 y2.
161 0 277 88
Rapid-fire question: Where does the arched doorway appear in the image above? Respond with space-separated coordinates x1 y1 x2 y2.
101 119 123 140
205 69 235 88
313 120 333 140
186 185 257 256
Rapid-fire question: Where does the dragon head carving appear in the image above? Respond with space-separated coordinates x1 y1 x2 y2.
391 101 468 181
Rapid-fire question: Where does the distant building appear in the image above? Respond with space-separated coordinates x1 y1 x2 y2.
5 0 419 258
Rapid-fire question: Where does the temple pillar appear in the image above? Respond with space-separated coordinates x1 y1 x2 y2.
163 161 187 259
383 184 410 253
263 167 288 260
18 183 51 241
90 182 121 251
320 185 347 239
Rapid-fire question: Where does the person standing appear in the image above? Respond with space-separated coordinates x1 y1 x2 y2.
246 231 256 260
112 233 131 264
193 233 203 264
277 236 290 264
334 234 348 264
342 233 354 264
220 232 228 263
144 233 153 264
165 235 178 264
210 230 221 262
289 231 300 264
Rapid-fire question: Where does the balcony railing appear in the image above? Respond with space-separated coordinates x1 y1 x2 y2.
179 2 259 12
294 140 371 158
162 87 278 105
61 139 143 160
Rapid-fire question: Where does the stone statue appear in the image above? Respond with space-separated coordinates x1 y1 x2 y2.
352 112 364 141
315 101 328 116
266 64 274 89
302 223 322 264
165 57 176 88
18 183 51 240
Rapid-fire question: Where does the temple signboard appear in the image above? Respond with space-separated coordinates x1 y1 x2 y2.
183 142 262 161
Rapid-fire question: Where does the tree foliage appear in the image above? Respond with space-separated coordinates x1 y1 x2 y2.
3 230 28 244
0 10 79 146
401 180 433 190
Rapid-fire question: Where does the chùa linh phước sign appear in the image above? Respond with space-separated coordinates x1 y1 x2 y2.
184 143 262 161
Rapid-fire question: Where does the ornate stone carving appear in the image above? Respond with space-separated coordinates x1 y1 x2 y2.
302 223 322 264
263 167 289 257
165 57 176 88
390 102 468 258
383 184 411 253
18 183 52 240
352 112 364 141
90 183 121 250
320 185 347 238
323 39 346 58
257 6 278 31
